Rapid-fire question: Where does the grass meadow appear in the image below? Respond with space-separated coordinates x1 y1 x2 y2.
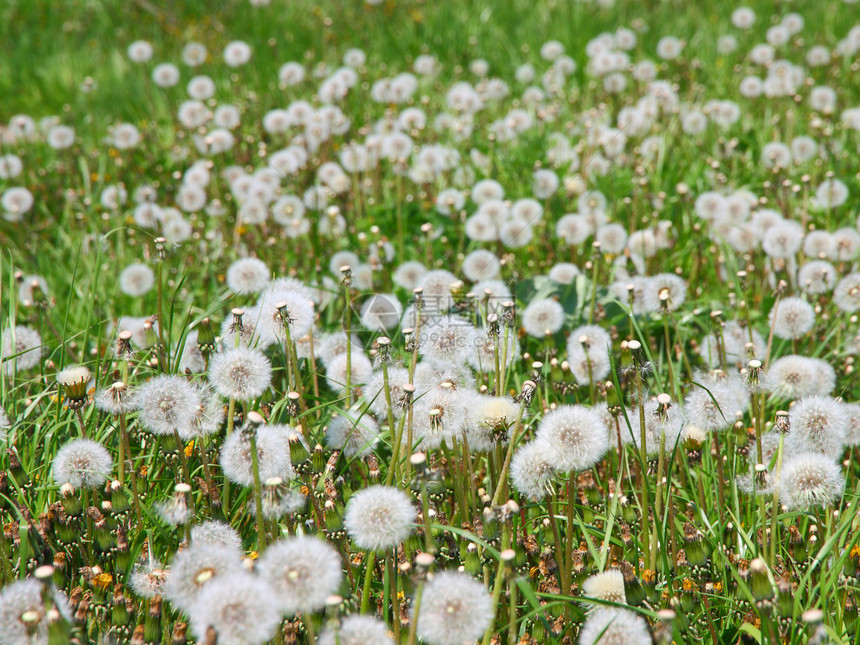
2 0 860 643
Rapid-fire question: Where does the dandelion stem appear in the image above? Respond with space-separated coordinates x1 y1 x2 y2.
248 429 267 550
490 402 527 508
769 433 786 566
481 545 510 645
360 551 376 613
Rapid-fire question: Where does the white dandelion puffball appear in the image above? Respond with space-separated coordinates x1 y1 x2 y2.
778 452 845 511
220 424 293 486
208 347 272 400
0 579 72 645
582 569 626 604
258 536 344 616
344 485 415 551
769 297 814 340
416 571 494 645
191 520 243 551
165 543 245 613
1 325 42 374
360 293 403 331
188 573 281 645
226 258 271 295
578 607 652 645
119 263 155 296
52 438 113 489
135 375 202 436
521 298 565 337
510 440 556 500
535 405 609 472
223 40 252 67
319 615 395 645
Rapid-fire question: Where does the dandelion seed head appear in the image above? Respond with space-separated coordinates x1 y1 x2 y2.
318 615 395 645
188 573 281 645
208 347 272 400
52 438 113 489
536 405 609 472
582 569 626 605
510 440 556 500
258 536 343 615
578 607 652 645
135 375 203 436
165 543 245 613
416 571 494 645
191 520 243 551
779 452 845 511
220 424 293 487
344 485 415 551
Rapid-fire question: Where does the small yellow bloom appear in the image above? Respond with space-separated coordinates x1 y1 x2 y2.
92 573 113 590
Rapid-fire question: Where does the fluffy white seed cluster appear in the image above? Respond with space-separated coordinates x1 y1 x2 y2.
344 485 415 551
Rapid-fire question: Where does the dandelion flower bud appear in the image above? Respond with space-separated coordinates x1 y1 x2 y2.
56 365 91 409
416 571 494 645
52 438 113 489
344 485 415 551
258 536 343 616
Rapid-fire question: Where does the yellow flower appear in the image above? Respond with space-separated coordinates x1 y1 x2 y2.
92 573 113 590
